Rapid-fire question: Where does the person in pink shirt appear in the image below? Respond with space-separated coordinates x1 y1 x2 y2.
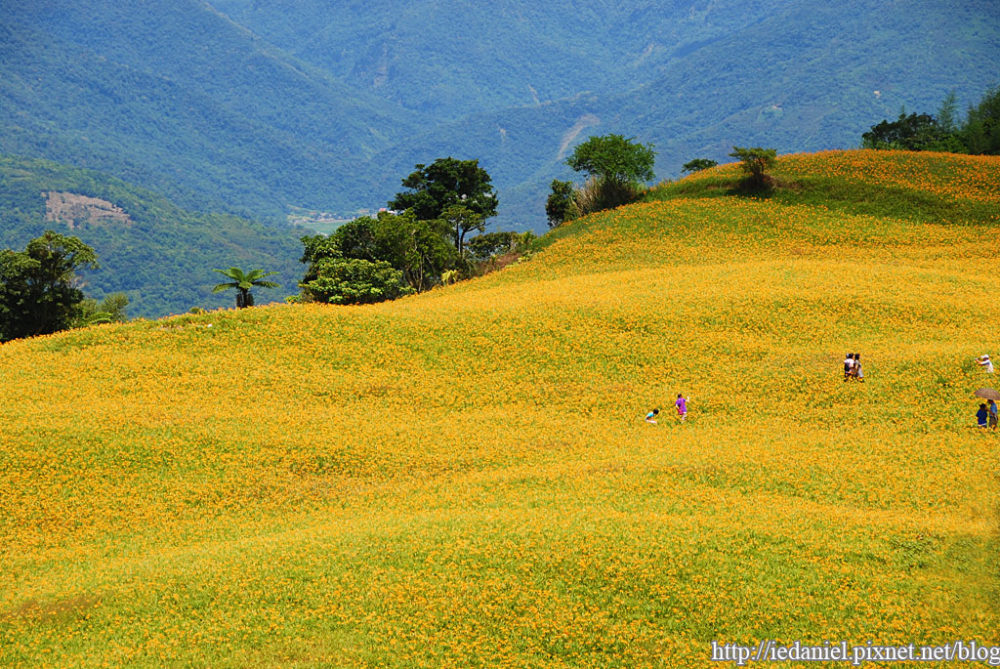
675 393 688 422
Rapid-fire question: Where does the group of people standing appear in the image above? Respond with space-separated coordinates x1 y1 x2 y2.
643 353 998 430
843 353 864 382
975 354 996 430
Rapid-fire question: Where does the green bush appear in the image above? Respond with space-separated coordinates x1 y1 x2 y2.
300 257 414 305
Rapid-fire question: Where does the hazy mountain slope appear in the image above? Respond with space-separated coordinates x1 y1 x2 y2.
622 0 1000 168
372 0 1000 228
0 156 303 317
0 0 417 219
2 0 997 232
207 0 778 119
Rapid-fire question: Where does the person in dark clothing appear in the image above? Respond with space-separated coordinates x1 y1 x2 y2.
976 403 989 429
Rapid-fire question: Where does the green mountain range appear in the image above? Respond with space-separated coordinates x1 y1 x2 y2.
3 0 998 229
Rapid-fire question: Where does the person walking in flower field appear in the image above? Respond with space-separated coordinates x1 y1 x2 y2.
675 394 688 422
989 399 998 430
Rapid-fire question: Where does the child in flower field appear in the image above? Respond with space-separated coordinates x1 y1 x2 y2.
645 409 659 424
977 403 989 429
675 394 688 422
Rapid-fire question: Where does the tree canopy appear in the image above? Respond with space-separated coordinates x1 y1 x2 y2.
545 179 578 228
961 87 1000 155
861 87 1000 156
0 231 98 342
729 146 777 190
861 112 961 152
566 134 656 186
682 158 719 173
300 257 413 305
389 158 499 224
298 210 458 302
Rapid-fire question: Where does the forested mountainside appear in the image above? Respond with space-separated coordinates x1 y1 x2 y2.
0 156 302 317
2 0 998 229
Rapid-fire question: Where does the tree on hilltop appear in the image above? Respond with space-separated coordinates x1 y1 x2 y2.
682 158 718 173
545 179 578 228
438 203 485 255
298 210 457 300
567 134 655 186
212 267 279 309
0 231 98 342
729 146 777 190
565 134 656 213
299 256 413 305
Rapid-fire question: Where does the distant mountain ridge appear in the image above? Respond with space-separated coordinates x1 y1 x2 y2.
2 0 998 230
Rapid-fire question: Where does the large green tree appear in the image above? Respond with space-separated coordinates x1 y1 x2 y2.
438 204 485 255
299 257 413 305
545 179 578 228
388 158 498 229
567 134 655 186
565 134 655 212
0 231 99 342
299 211 459 298
212 267 280 308
370 211 458 292
961 87 1000 155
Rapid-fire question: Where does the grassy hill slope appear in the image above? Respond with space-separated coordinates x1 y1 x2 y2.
1 151 998 666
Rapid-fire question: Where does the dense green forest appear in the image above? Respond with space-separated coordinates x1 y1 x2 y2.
0 156 302 317
0 0 415 221
2 0 998 230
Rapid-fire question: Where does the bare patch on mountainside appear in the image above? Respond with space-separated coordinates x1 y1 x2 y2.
44 192 132 229
557 114 601 159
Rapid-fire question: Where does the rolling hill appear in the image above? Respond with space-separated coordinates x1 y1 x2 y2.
1 150 997 666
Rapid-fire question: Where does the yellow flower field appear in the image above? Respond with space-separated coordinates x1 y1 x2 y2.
1 150 998 666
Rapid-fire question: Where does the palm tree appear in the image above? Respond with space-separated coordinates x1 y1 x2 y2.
212 267 280 308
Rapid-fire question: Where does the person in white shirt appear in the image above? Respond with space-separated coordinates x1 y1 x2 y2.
843 353 855 381
976 354 994 373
